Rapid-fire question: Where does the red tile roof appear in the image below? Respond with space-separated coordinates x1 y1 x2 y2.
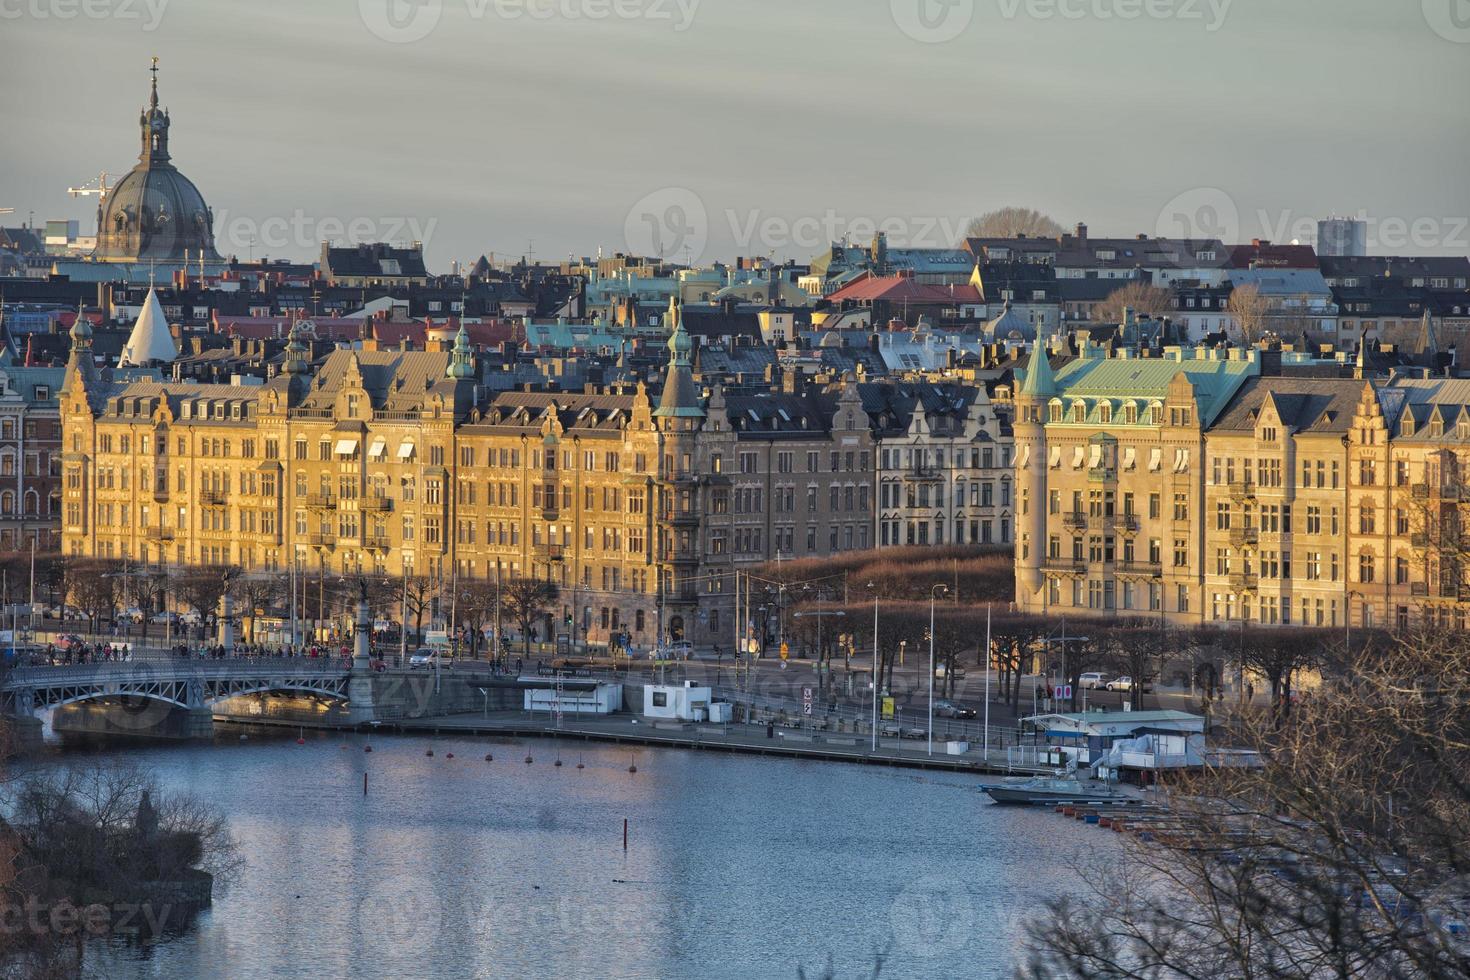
827 274 982 305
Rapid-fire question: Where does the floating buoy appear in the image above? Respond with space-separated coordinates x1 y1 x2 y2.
364 745 373 753
296 737 305 745
239 734 248 741
554 759 562 767
524 756 533 764
628 763 637 773
576 762 585 770
446 753 454 759
426 750 434 757
484 753 494 762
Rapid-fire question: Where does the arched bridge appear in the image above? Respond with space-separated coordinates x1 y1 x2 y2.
2 660 353 718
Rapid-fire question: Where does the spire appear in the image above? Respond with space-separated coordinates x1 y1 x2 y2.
138 56 170 166
117 287 176 367
281 317 310 376
654 295 704 419
70 302 93 352
1019 334 1056 399
446 318 475 379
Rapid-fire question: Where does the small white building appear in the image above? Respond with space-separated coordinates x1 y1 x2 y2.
643 682 713 722
523 682 622 715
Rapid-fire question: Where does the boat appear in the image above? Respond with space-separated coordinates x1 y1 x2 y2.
979 776 1128 806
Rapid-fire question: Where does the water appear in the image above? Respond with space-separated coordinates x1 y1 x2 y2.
57 731 1112 979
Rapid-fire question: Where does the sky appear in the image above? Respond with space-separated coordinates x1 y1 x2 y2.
2 0 1468 270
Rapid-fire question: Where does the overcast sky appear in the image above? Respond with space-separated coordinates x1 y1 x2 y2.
3 0 1468 269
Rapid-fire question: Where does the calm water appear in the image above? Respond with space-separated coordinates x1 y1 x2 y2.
56 731 1111 979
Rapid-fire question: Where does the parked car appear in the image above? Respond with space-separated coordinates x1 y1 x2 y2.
55 633 86 652
934 663 966 680
1105 676 1153 693
408 651 452 670
933 700 976 719
1079 671 1113 690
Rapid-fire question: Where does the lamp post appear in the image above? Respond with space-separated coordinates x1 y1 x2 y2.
928 583 947 756
868 581 879 752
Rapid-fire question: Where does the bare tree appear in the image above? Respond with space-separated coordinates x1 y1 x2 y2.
231 575 282 644
965 207 1065 241
1023 629 1470 979
1092 281 1176 328
64 557 120 627
174 566 234 631
456 580 500 660
502 578 559 655
1227 282 1272 346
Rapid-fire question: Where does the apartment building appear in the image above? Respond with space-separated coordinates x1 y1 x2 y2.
865 382 1012 549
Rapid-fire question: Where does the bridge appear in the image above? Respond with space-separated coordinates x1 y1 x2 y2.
1 660 358 743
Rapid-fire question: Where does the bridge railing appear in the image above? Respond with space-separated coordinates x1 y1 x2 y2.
3 658 352 687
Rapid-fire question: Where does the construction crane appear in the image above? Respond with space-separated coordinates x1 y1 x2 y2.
67 172 111 201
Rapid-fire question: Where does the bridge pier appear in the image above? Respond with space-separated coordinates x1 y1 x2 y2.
346 594 378 725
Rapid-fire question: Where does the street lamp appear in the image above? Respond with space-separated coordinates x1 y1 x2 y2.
868 580 879 753
928 583 948 756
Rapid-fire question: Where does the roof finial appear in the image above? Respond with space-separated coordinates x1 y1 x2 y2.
149 56 159 108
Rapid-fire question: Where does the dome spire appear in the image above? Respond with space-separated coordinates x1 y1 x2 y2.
70 302 93 352
138 56 170 166
446 317 474 379
281 316 310 376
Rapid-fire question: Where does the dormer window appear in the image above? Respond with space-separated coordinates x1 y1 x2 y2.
1071 403 1085 424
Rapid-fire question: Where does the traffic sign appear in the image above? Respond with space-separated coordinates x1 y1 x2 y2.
779 642 789 660
802 686 813 715
1056 684 1073 700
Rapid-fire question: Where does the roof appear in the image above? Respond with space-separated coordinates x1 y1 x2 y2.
1047 349 1259 426
828 274 982 306
117 288 178 367
1210 376 1368 436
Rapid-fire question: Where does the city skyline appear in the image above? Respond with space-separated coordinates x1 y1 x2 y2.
1 0 1468 267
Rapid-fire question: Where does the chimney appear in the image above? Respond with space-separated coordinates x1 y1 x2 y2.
1075 222 1087 241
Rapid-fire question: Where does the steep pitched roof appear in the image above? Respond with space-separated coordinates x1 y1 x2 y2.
117 287 177 367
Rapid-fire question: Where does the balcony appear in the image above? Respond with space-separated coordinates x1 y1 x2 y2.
363 534 392 551
1412 532 1430 548
1117 561 1163 577
200 489 228 507
1087 466 1116 484
1112 515 1139 534
144 526 174 541
1042 558 1088 576
1228 573 1260 592
901 468 943 483
670 508 699 526
1412 483 1430 500
306 533 333 547
1227 481 1256 500
152 488 170 504
305 493 337 510
1062 511 1087 530
1411 582 1429 597
1228 526 1259 548
536 544 567 563
358 496 392 512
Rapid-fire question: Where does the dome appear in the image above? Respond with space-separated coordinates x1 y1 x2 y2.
983 299 1034 342
93 60 220 264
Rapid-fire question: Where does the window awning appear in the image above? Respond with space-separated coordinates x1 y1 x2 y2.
1048 446 1061 469
1016 445 1031 469
1088 445 1102 468
1122 447 1137 470
1071 446 1085 469
397 442 416 459
368 438 387 458
334 438 359 456
1149 448 1163 472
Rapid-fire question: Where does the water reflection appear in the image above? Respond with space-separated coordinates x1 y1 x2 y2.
69 730 1111 979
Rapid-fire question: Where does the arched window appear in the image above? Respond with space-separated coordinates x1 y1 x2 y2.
0 491 13 515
